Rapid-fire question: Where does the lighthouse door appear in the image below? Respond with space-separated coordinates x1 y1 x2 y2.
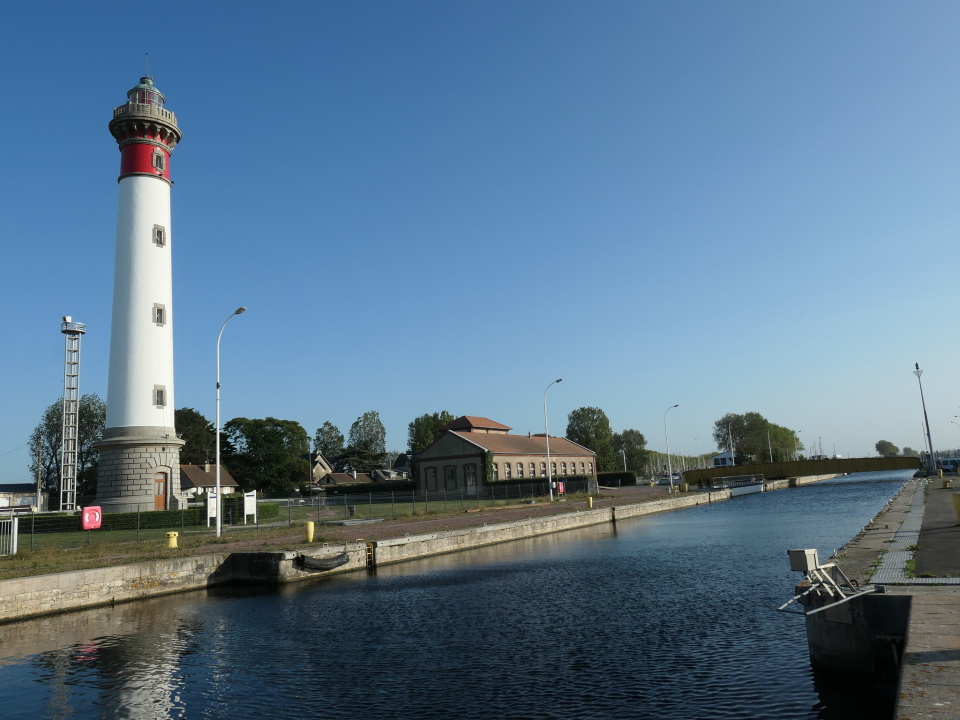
154 472 167 511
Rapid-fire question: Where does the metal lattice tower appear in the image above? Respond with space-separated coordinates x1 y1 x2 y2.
60 316 86 511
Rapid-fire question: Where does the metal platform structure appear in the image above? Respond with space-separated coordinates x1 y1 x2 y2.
60 316 86 511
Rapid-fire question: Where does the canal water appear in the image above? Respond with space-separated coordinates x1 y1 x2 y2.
0 471 911 720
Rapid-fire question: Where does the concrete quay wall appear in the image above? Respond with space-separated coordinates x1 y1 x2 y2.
373 491 729 566
0 553 230 624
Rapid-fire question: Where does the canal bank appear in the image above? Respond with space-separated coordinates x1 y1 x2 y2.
815 477 960 719
0 475 839 624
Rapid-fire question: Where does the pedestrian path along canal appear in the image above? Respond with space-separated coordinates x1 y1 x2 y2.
0 470 913 719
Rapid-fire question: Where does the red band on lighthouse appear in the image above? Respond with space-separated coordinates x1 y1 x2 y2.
119 143 171 181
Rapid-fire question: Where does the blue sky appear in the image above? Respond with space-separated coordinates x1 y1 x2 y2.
3 1 960 481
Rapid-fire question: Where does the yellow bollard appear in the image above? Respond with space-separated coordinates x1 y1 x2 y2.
165 532 178 549
588 497 593 509
305 521 315 543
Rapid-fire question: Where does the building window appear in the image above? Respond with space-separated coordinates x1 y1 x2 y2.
493 463 499 481
551 462 557 476
444 466 457 490
465 464 477 486
561 462 567 476
154 385 166 408
153 304 166 326
516 462 524 478
579 462 585 475
153 151 165 172
540 462 546 477
529 462 536 478
426 467 438 491
153 225 166 247
588 463 594 475
504 463 512 480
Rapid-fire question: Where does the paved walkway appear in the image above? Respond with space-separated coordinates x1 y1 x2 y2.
860 479 960 719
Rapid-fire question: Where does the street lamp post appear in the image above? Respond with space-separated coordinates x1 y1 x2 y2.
544 379 562 502
215 306 247 537
664 404 679 492
728 424 735 467
914 363 936 474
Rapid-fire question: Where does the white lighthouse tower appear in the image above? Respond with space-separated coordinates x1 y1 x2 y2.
96 76 185 513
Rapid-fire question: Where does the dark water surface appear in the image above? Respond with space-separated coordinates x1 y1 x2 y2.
0 471 911 719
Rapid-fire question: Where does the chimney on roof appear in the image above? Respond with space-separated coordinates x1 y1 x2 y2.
204 461 210 473
351 470 357 479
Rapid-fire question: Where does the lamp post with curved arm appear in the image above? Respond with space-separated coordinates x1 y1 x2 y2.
914 363 936 475
215 307 246 537
664 404 679 492
544 379 562 502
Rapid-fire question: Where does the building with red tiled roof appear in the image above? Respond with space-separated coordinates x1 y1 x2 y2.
415 417 597 495
439 416 511 434
179 464 239 496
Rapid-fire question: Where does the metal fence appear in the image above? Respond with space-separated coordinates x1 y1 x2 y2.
0 515 19 556
312 477 596 521
4 479 597 555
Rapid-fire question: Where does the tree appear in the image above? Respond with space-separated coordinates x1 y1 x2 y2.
314 421 344 463
566 407 616 471
28 394 105 504
902 447 920 457
223 417 309 495
340 411 387 473
612 429 647 472
407 411 455 453
876 440 900 458
175 408 218 465
712 412 799 463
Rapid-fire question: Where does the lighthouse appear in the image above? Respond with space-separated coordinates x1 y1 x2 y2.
96 76 185 513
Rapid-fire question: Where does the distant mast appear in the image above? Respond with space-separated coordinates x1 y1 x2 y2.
96 76 185 513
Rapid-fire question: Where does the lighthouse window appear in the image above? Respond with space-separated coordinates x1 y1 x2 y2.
153 304 166 326
152 152 165 172
153 225 166 247
154 385 167 408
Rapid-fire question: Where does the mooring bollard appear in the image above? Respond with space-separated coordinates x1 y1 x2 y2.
588 497 593 509
305 521 315 543
165 532 178 549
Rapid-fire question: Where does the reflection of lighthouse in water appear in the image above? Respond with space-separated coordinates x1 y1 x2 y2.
96 76 185 513
26 604 192 719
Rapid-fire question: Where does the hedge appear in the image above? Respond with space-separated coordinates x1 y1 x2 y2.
598 472 638 486
324 480 416 496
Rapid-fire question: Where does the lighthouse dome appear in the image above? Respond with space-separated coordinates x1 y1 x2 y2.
127 76 166 108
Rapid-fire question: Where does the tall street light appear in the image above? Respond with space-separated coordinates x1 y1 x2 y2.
914 363 936 475
215 307 247 537
544 378 562 502
728 424 736 467
664 404 679 492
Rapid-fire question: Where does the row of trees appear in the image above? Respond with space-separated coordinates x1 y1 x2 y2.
30 397 809 500
875 440 921 458
26 397 397 499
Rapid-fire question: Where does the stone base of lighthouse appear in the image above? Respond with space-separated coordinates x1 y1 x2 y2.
95 428 187 513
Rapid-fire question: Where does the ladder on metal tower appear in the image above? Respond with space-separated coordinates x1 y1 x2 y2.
60 318 86 511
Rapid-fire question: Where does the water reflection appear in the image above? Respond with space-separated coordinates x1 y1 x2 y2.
0 471 912 720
